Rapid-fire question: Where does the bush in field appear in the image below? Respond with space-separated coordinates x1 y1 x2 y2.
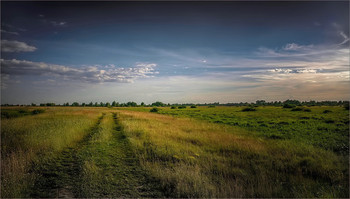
303 108 311 112
150 107 160 113
323 110 332 114
190 105 197 108
291 107 303 111
178 106 186 109
32 109 45 115
242 107 256 112
171 106 177 109
283 104 296 108
18 109 27 114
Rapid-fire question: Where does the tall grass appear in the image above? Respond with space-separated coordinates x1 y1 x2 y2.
118 110 348 197
122 106 349 154
1 107 105 197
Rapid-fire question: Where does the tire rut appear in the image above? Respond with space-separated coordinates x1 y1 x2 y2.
30 114 105 198
30 112 163 198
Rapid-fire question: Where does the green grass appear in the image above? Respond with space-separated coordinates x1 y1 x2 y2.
1 108 164 198
118 110 349 198
121 106 349 154
74 112 163 197
1 107 104 197
1 106 349 198
1 107 46 118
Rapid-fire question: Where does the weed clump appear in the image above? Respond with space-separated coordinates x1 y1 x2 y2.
171 106 177 109
323 110 332 114
190 105 197 108
32 109 45 115
150 107 160 113
324 119 335 124
178 106 187 109
241 107 256 112
283 104 296 108
291 107 303 111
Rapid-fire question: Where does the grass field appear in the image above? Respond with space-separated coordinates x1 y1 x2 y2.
1 106 349 197
122 106 349 154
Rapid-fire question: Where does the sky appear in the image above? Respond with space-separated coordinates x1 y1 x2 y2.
1 1 349 104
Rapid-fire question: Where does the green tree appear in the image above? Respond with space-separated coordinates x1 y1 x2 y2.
151 101 165 107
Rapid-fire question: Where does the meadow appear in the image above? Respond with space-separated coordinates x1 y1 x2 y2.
123 106 349 154
1 106 349 197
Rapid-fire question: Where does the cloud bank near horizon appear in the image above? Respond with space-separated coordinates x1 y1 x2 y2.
1 59 157 84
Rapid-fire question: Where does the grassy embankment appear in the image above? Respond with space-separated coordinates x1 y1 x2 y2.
118 109 349 197
1 107 104 197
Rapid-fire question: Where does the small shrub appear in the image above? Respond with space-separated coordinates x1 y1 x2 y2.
303 108 311 112
171 106 177 109
18 109 27 114
242 107 256 112
283 104 295 108
268 134 283 139
150 108 160 113
291 107 303 111
323 110 332 114
178 106 186 109
32 109 45 115
190 105 197 108
324 119 335 124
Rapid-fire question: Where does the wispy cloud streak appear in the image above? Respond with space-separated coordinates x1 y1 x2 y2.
0 59 158 83
1 40 37 52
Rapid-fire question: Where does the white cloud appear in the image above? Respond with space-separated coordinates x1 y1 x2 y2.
339 31 349 45
266 68 319 74
1 29 19 35
50 21 67 26
0 59 158 83
283 43 313 51
1 40 37 52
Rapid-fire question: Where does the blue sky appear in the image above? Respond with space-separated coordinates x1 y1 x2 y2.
1 1 349 104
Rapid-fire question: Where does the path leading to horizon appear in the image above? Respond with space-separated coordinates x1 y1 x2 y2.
30 112 164 198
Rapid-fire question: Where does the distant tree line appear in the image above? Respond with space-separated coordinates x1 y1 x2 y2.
1 100 349 108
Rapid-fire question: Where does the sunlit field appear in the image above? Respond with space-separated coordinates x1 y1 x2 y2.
1 106 348 198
